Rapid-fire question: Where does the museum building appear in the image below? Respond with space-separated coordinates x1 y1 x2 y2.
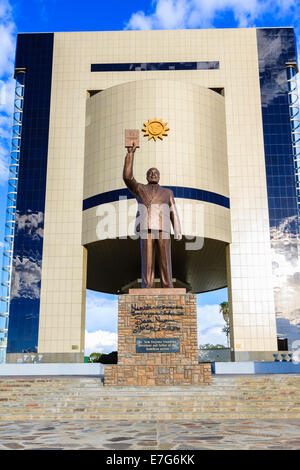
0 27 299 363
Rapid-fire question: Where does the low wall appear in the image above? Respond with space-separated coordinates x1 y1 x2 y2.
213 361 300 374
0 363 104 376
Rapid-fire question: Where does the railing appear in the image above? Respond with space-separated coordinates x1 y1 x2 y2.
286 63 300 230
0 69 25 363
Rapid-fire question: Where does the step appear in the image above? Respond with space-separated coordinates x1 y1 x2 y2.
1 375 300 422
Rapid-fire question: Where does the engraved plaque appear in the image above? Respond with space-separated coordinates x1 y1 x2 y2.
136 338 180 353
125 129 140 148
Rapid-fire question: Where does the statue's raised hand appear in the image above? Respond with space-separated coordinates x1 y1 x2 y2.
127 142 137 156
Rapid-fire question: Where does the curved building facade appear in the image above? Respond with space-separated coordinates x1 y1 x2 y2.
82 80 231 293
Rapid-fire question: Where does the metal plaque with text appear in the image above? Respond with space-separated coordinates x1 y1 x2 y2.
136 338 180 353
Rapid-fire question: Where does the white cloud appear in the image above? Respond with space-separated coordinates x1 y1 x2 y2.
85 290 118 332
0 1 14 72
10 256 42 300
84 329 118 356
126 0 190 30
0 0 16 186
16 211 44 239
197 303 227 346
0 140 9 181
8 211 44 300
0 77 14 115
270 232 300 344
126 0 297 30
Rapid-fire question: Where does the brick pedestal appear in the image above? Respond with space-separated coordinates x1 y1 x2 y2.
105 289 211 386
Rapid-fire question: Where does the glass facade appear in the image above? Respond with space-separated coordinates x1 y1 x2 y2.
91 61 219 72
257 28 298 236
6 34 54 354
257 28 300 349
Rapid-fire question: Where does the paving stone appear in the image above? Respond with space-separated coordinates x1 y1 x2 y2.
0 419 299 450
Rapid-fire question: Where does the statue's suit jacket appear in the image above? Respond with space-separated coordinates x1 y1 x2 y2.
123 154 181 236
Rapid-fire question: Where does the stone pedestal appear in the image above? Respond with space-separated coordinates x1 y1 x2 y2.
105 289 211 386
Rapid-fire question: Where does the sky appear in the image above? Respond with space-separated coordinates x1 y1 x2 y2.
0 0 299 356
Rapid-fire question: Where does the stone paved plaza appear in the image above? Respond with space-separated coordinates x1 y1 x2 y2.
0 419 300 450
0 375 300 450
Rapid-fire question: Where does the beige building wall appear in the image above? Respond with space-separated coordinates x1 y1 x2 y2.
37 28 277 361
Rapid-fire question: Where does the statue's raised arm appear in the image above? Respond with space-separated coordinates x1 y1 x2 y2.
123 142 139 195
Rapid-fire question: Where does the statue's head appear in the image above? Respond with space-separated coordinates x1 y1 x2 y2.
146 167 160 184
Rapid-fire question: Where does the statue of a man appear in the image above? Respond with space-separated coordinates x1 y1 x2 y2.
123 143 182 288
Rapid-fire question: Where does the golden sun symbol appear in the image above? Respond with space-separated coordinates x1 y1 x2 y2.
142 118 169 141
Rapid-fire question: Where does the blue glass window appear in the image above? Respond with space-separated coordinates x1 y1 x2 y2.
91 61 219 72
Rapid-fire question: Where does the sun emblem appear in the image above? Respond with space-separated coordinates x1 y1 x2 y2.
142 118 169 141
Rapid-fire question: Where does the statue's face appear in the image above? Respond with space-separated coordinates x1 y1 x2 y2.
146 167 160 184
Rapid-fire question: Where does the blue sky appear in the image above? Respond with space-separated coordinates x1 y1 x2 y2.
0 0 299 355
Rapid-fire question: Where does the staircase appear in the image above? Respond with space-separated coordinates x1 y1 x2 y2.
0 375 300 421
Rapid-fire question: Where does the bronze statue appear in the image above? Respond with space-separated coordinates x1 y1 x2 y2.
123 143 182 288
